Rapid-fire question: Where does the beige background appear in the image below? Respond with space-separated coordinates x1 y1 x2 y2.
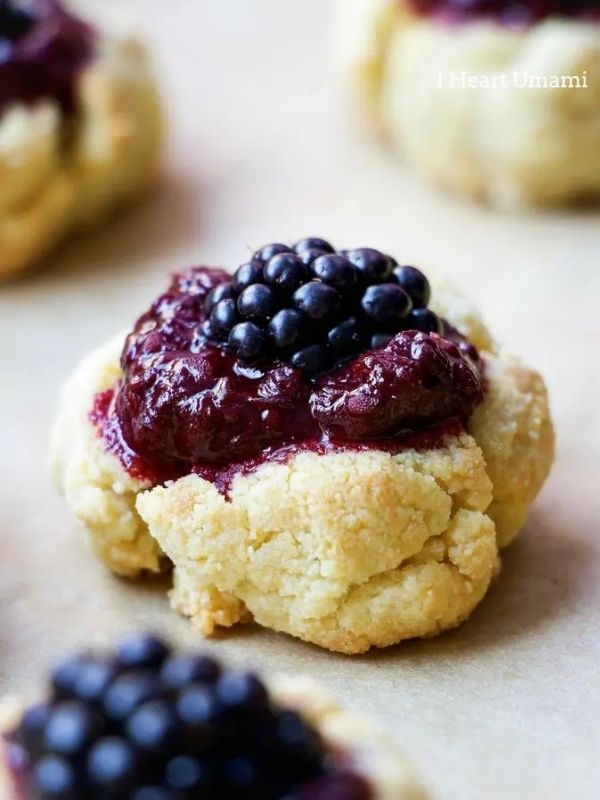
1 2 599 798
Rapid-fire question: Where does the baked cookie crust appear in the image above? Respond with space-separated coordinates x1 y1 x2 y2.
0 13 162 279
336 0 600 208
51 285 553 653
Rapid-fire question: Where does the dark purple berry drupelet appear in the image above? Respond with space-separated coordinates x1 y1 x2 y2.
3 633 371 800
0 0 95 116
202 238 444 374
406 0 600 25
92 240 484 486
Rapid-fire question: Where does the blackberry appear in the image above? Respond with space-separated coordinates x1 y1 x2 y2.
0 0 36 41
345 248 393 283
407 307 441 334
292 282 341 321
360 284 412 326
393 265 430 309
237 284 277 322
11 632 365 800
199 239 442 376
232 262 263 292
33 754 78 800
86 737 139 793
293 237 335 255
407 0 599 24
253 242 292 264
116 633 170 671
160 655 221 691
209 299 239 338
228 322 268 360
263 253 309 292
310 255 357 292
43 702 105 758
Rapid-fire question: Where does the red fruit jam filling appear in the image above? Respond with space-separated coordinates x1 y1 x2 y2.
92 257 484 492
405 0 600 25
0 0 96 116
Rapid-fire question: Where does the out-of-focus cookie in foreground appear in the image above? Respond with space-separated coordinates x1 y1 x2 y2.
0 0 163 279
335 0 600 209
0 632 428 799
51 238 554 653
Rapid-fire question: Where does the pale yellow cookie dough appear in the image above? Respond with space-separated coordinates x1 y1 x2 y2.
0 10 163 279
51 285 554 654
0 680 428 800
335 0 600 208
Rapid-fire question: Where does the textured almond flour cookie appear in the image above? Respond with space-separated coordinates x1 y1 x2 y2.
0 634 428 799
51 265 554 654
335 0 600 208
0 1 162 279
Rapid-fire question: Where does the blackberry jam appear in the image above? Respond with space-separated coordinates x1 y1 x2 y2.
92 242 485 489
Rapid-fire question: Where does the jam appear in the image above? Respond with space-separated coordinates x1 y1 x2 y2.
0 0 95 116
405 0 600 25
92 266 483 491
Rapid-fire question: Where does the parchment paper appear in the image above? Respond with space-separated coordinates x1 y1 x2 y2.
1 2 598 798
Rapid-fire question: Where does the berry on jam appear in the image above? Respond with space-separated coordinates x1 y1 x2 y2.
263 253 309 292
237 284 277 322
117 633 170 671
291 344 331 375
311 254 358 292
360 284 412 326
232 262 263 292
204 283 236 315
0 0 96 116
328 317 367 355
209 298 239 337
7 633 370 800
253 242 293 263
160 655 221 691
393 265 431 309
292 281 341 321
269 308 306 349
406 0 600 24
407 307 442 334
228 321 268 359
92 244 484 485
43 702 105 758
345 248 393 283
293 237 335 255
86 737 139 793
0 0 35 41
33 754 77 800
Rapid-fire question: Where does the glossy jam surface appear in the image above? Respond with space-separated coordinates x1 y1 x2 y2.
0 0 95 115
93 267 483 489
406 0 600 25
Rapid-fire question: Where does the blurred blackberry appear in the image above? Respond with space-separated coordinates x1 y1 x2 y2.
10 632 361 800
200 239 442 376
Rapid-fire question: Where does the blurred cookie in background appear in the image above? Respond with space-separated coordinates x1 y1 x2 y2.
335 0 600 209
0 0 163 280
